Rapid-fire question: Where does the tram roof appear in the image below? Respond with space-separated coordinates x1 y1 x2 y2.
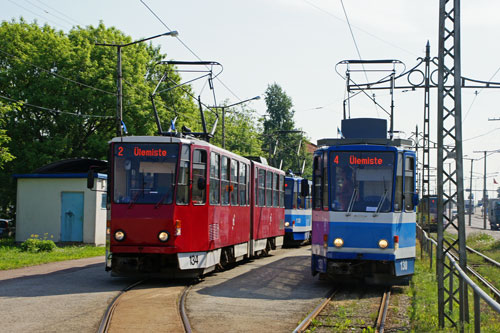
316 138 413 148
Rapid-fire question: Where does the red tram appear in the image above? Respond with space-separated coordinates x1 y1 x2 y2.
99 135 285 277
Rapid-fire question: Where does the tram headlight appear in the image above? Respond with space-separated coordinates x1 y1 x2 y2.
378 239 389 249
285 222 290 227
114 230 125 241
158 231 169 242
333 238 344 248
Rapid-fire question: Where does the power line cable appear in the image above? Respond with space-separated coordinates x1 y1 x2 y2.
139 0 241 102
464 128 500 142
0 94 114 118
7 0 71 31
0 48 116 96
463 66 500 121
23 0 75 27
35 0 84 27
338 0 378 116
301 0 419 57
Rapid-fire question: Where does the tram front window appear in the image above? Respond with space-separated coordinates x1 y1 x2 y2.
113 143 179 205
331 151 395 213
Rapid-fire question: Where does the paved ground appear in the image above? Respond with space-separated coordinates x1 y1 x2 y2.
187 246 332 333
0 256 135 333
446 210 500 240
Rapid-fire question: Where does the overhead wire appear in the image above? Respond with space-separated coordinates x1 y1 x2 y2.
463 66 500 121
35 0 84 27
7 0 71 31
139 0 242 103
0 94 114 118
23 0 75 27
301 0 419 58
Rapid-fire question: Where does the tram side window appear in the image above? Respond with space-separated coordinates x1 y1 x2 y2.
299 180 306 209
221 156 230 205
404 156 415 211
395 153 403 211
192 149 207 205
306 184 312 209
273 173 279 207
210 152 220 205
258 169 266 207
313 155 322 209
293 180 298 209
176 144 190 205
322 152 329 210
266 171 273 207
279 174 285 208
239 163 247 206
231 160 239 206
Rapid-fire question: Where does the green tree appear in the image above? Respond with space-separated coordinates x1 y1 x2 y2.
262 83 312 177
207 104 264 157
0 19 198 215
0 102 15 169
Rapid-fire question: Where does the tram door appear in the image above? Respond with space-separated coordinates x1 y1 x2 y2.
60 192 84 242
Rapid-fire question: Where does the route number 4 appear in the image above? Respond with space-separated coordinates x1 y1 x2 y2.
400 260 408 271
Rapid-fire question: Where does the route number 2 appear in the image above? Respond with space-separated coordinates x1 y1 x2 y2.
189 255 199 266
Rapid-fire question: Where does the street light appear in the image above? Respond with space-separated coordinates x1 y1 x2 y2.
208 95 260 149
96 31 179 136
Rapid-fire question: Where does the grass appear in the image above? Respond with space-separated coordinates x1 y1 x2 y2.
411 237 500 332
0 237 105 270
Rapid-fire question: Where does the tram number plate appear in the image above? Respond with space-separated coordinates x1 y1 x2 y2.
189 255 199 266
400 260 408 271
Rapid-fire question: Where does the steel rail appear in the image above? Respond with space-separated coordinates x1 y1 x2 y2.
448 251 500 302
420 226 500 313
449 236 500 268
97 280 144 333
376 288 391 333
293 288 337 333
180 285 193 333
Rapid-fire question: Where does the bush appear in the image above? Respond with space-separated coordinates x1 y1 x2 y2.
20 235 57 252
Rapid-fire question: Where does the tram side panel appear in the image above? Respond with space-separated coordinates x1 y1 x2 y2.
250 162 285 254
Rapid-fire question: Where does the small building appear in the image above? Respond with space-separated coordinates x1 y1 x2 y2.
14 159 107 245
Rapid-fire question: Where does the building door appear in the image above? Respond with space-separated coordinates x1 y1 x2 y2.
61 192 84 242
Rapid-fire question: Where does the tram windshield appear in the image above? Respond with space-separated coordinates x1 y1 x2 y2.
330 151 395 213
113 143 179 205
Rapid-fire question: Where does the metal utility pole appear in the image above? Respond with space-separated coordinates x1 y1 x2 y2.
422 41 432 202
483 151 487 229
96 31 179 136
473 150 500 229
208 96 260 149
464 157 474 226
436 0 467 328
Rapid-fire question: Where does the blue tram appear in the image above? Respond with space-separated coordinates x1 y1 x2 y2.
311 118 418 285
284 175 312 246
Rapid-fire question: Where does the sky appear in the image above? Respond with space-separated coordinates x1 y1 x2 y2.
3 0 500 198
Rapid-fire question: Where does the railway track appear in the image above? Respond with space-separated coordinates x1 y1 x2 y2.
97 279 193 333
294 286 392 332
441 237 500 302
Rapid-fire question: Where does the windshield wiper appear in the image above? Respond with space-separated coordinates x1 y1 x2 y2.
128 189 143 208
346 187 358 216
155 188 173 208
373 189 388 217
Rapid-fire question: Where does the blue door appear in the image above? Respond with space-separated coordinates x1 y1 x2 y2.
61 192 84 242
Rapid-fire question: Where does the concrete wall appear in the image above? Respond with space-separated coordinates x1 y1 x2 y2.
15 177 107 245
